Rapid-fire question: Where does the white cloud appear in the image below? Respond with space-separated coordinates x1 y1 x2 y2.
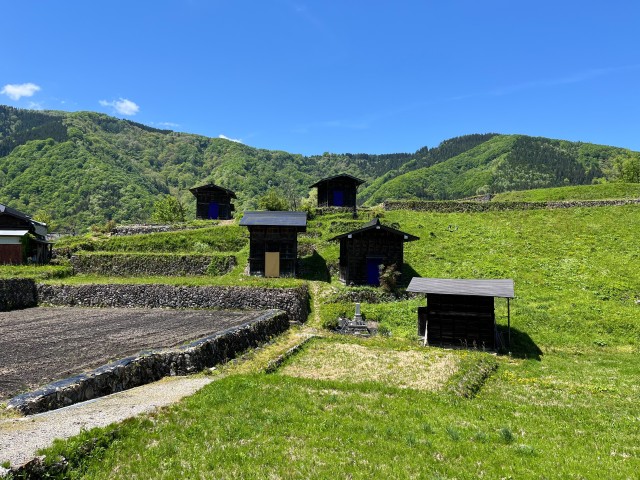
99 98 140 116
219 134 243 143
1 83 41 100
157 121 180 128
27 101 43 110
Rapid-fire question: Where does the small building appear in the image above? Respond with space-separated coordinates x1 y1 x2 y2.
189 183 237 220
330 218 419 286
407 278 515 350
310 174 364 209
239 211 307 277
0 204 51 264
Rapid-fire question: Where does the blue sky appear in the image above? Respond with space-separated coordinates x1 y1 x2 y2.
2 1 639 155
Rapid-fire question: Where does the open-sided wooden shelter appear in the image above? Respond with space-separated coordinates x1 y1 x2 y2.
239 211 307 277
310 174 364 209
407 278 515 350
331 218 419 286
189 183 237 220
0 204 51 264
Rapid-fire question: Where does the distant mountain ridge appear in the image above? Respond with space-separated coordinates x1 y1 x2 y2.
0 105 636 230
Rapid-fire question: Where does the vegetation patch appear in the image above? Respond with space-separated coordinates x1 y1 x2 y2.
69 252 236 276
278 338 460 391
445 352 499 398
54 225 247 256
491 183 640 202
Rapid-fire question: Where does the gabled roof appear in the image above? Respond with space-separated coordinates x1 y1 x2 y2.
0 203 32 223
407 278 515 298
240 211 307 229
310 173 365 188
330 217 419 242
0 203 48 237
189 183 237 199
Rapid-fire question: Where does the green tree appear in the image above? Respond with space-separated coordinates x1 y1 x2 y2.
151 195 186 223
620 154 640 183
258 188 290 211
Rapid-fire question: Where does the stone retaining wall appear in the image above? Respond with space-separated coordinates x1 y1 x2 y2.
384 198 640 212
0 279 38 311
7 309 289 415
70 253 236 276
110 224 209 236
36 283 310 323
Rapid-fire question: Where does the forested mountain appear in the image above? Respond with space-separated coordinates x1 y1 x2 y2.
362 135 638 205
0 105 637 231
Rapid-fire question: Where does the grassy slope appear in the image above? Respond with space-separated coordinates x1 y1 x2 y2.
364 135 516 204
18 205 640 477
364 135 634 204
492 183 640 202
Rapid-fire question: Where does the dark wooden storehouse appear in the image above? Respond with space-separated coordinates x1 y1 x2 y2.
310 174 364 209
0 204 51 264
330 218 419 286
189 183 237 220
239 211 307 277
407 278 515 350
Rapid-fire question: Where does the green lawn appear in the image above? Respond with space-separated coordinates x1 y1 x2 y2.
491 183 640 202
5 205 640 478
41 347 639 478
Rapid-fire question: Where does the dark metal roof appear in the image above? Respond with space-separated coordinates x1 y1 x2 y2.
330 217 419 242
239 211 307 228
0 203 32 222
189 183 237 199
407 277 515 298
310 173 365 188
0 203 48 237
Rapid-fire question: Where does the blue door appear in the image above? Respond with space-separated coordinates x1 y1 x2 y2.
366 258 382 286
208 202 219 219
332 190 344 207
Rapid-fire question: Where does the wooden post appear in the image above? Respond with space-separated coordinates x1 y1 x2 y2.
507 298 511 349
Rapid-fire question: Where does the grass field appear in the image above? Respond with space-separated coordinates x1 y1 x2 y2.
491 183 640 202
3 204 640 478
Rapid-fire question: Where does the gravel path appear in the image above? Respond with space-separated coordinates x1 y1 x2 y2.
0 376 214 468
0 307 264 400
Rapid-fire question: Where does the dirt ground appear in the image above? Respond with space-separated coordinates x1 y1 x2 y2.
0 307 266 400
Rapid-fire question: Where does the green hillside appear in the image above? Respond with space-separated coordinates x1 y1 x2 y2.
0 106 418 230
25 204 640 478
491 182 640 201
1 105 638 231
363 135 638 205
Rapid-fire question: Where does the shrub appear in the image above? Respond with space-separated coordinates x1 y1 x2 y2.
379 264 401 293
151 195 186 223
258 188 290 211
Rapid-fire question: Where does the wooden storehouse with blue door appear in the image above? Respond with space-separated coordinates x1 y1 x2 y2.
310 174 364 209
331 218 418 286
407 278 515 350
190 183 237 220
240 211 307 277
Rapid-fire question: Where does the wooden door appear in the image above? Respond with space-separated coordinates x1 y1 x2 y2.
208 202 219 219
332 190 344 206
366 258 382 286
265 251 280 277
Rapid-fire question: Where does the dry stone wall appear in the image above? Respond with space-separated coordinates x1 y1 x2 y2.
384 198 640 212
0 279 38 311
37 283 309 323
70 253 236 276
7 309 289 415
